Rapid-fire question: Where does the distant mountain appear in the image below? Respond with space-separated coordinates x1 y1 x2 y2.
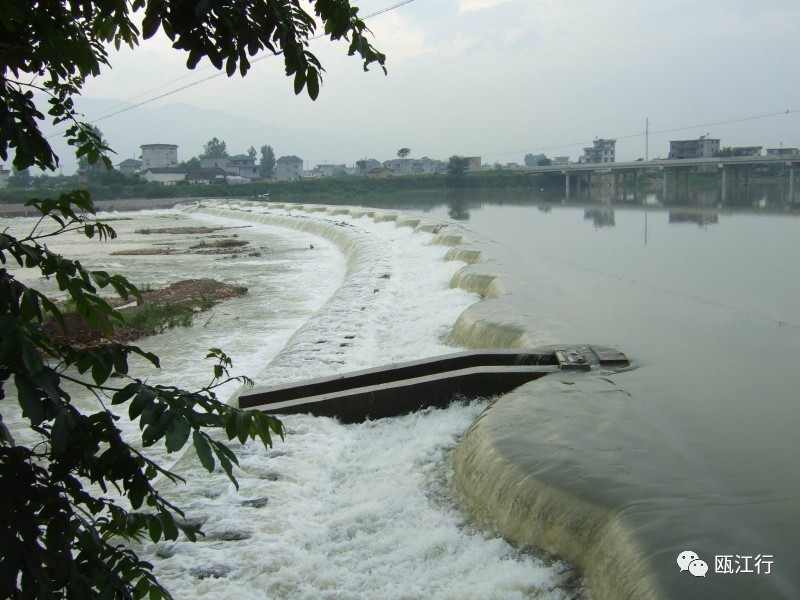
40 97 354 174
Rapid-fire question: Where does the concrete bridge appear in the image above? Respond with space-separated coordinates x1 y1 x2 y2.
513 155 800 202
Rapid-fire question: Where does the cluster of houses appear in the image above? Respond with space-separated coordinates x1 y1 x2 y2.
117 143 260 185
488 137 799 171
111 144 484 185
573 136 799 165
3 136 798 190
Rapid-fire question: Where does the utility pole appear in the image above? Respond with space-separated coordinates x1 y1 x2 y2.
645 117 649 161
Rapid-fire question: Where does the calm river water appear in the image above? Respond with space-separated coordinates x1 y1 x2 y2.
411 183 800 599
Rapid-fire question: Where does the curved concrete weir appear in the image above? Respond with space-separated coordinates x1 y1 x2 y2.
179 199 796 599
195 201 634 595
454 375 666 600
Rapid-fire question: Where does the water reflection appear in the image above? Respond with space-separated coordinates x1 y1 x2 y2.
446 193 471 221
344 180 796 225
584 208 615 228
413 199 800 598
668 212 719 227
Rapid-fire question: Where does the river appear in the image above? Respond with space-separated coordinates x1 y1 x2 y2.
417 183 800 599
3 203 575 599
4 184 798 598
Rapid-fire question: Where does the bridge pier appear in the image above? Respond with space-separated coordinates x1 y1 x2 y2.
565 173 571 199
720 166 727 204
790 165 796 204
664 167 691 201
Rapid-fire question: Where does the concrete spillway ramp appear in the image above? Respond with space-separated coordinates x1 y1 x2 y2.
240 347 627 424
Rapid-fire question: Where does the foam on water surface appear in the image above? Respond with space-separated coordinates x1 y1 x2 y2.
149 406 568 599
3 202 572 598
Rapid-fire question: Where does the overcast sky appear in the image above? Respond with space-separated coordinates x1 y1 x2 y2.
44 0 800 171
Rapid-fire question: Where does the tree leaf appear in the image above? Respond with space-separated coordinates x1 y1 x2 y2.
293 70 305 95
14 374 45 426
192 430 215 472
91 353 113 385
142 408 173 446
164 417 190 453
130 388 156 421
148 519 162 544
112 383 139 405
235 410 251 444
306 68 319 100
51 408 77 455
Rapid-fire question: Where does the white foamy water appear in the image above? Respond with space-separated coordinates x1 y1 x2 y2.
3 208 346 462
151 406 565 600
3 202 571 598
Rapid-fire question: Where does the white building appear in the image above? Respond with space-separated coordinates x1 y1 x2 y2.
766 148 800 156
200 153 259 179
140 144 178 170
313 163 347 178
142 167 186 185
581 139 616 164
729 146 762 157
382 157 446 175
200 155 229 170
116 158 142 174
668 136 720 160
275 155 304 181
226 154 259 179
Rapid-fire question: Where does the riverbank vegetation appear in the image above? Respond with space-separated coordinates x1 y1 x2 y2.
0 169 569 204
47 279 248 349
4 164 793 208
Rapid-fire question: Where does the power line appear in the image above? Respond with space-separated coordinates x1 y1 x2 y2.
45 0 797 164
482 109 800 159
80 0 418 126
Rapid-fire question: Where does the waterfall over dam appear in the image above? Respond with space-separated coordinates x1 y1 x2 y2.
184 200 796 600
9 198 792 598
183 200 676 599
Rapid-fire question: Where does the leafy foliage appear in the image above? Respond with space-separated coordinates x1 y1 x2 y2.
446 155 470 187
202 137 228 158
397 147 411 159
1 0 387 596
77 125 111 172
713 146 761 158
0 194 284 597
7 167 32 189
524 153 552 167
180 156 201 171
0 0 386 171
259 145 276 179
